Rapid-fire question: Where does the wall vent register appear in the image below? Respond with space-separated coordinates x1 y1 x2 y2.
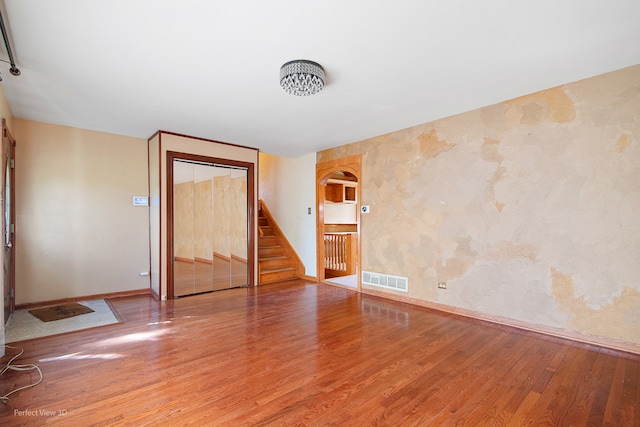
362 271 408 292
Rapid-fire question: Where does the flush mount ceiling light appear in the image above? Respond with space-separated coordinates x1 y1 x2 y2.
280 60 325 96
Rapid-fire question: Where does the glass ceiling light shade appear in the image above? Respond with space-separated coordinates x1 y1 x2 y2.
280 60 325 96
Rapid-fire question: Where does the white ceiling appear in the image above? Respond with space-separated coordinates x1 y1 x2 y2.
0 1 638 157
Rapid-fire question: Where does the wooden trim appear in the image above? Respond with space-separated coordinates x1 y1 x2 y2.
360 287 640 355
147 130 161 142
259 199 306 278
166 150 175 299
301 275 319 282
324 224 357 233
157 132 163 299
157 130 259 151
15 288 152 311
175 256 195 264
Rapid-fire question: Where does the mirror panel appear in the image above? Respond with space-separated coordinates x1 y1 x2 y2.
173 159 248 296
230 170 248 287
193 164 215 294
173 161 196 297
212 168 231 290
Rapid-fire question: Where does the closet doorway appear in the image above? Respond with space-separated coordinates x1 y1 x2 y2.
167 153 250 298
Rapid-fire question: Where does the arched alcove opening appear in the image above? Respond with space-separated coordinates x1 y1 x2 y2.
316 155 361 290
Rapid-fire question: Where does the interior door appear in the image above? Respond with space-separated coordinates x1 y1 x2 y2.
171 158 249 297
2 121 15 323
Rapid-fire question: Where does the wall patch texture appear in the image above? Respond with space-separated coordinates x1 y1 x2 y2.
318 65 640 346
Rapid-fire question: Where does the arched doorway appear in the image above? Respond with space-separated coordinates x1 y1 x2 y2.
316 155 362 290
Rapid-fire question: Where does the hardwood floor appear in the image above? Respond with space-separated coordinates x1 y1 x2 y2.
1 279 638 426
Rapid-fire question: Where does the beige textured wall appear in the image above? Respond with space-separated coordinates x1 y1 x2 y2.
318 65 640 345
14 119 151 304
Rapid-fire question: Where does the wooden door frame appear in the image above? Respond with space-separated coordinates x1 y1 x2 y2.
166 151 255 299
2 119 15 321
316 155 362 289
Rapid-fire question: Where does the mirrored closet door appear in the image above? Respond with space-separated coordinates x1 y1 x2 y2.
172 159 248 297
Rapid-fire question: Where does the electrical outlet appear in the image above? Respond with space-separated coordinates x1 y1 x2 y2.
438 282 447 289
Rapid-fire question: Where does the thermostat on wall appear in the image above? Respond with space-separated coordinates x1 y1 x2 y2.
133 196 149 206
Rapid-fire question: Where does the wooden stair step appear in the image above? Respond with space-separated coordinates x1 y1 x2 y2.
257 201 300 285
259 226 274 236
259 235 278 247
259 255 295 270
258 245 286 257
259 267 298 284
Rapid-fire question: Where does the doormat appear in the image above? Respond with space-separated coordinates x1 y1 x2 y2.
29 302 95 322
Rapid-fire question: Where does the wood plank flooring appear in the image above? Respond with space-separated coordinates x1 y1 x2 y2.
1 279 638 426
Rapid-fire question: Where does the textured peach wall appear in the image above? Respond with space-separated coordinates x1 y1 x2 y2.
318 65 640 344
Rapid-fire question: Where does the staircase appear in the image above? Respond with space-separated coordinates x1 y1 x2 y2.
258 201 301 284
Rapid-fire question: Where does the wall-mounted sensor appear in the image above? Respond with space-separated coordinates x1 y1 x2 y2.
133 196 149 206
361 205 370 213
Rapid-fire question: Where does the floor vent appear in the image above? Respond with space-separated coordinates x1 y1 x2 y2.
362 271 408 292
